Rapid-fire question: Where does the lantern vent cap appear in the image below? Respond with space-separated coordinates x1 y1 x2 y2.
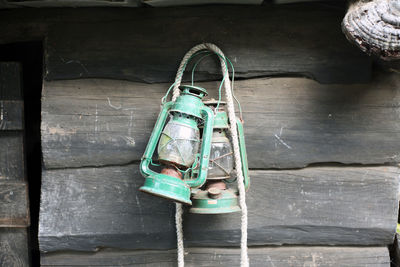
179 85 208 99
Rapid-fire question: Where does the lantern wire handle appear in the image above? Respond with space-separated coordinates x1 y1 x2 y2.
190 51 243 122
191 52 212 86
162 49 243 122
162 50 210 104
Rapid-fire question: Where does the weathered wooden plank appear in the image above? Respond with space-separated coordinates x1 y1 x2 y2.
6 0 140 7
0 11 48 45
0 228 29 266
143 0 263 7
42 72 400 169
274 0 341 3
0 181 29 227
44 4 370 84
0 132 24 180
39 165 398 252
0 62 22 100
0 100 24 130
40 246 390 267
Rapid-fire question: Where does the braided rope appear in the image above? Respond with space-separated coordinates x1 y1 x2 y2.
175 203 185 267
172 43 249 267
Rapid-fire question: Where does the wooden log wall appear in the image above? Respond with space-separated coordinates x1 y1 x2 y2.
0 4 370 84
39 164 398 251
43 5 370 84
0 62 30 266
8 4 393 266
41 73 400 169
41 247 390 267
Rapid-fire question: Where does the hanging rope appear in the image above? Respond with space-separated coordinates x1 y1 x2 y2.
171 43 249 267
175 203 185 267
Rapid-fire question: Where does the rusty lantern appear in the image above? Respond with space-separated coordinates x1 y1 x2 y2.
139 85 214 205
189 100 250 214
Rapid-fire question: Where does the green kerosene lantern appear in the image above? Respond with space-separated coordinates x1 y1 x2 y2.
189 100 250 214
140 85 214 205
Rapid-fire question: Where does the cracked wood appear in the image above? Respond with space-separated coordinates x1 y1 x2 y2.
43 4 370 84
42 72 400 169
40 246 390 266
39 165 398 252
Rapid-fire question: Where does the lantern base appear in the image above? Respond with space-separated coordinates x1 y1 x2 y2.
189 188 241 214
140 174 192 205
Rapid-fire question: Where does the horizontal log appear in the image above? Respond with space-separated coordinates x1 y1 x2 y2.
40 246 390 266
44 5 370 84
0 228 29 266
0 181 29 227
0 62 22 100
0 132 24 180
0 100 23 130
274 0 327 3
143 0 263 6
6 0 140 7
39 165 398 252
42 72 400 169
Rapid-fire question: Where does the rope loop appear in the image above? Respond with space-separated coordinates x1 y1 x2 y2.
174 43 249 267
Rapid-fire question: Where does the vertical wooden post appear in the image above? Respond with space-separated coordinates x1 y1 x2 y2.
0 62 30 266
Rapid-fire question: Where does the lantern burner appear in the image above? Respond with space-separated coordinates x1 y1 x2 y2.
160 166 183 180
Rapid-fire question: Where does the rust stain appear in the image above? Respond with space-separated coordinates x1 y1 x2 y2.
0 217 29 227
47 126 77 135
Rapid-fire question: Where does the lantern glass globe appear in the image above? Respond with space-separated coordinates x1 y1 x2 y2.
158 117 200 168
207 130 234 180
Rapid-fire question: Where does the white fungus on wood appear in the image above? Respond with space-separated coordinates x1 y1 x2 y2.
342 0 400 60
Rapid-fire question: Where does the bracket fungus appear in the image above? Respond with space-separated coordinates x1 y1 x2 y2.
342 0 400 60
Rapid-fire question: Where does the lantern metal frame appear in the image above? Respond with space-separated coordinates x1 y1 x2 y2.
140 85 214 205
189 103 250 214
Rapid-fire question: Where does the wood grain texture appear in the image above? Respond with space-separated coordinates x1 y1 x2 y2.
0 181 29 227
38 165 398 252
6 0 140 7
0 101 24 130
0 132 24 180
0 228 29 267
44 4 370 84
0 11 47 45
42 72 400 169
0 62 22 100
143 0 263 6
40 246 390 267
